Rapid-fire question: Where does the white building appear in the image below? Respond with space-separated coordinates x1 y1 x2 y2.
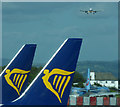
90 71 118 89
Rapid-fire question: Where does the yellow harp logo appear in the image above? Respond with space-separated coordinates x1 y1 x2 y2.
42 68 74 103
4 68 30 95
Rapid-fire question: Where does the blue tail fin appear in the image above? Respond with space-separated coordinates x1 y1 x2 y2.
1 44 36 104
11 38 82 105
85 68 90 92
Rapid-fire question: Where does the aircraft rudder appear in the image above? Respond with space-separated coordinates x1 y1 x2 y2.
12 38 82 105
2 44 37 104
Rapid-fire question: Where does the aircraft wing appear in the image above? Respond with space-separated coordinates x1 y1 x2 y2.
93 10 102 13
80 10 88 13
80 10 85 12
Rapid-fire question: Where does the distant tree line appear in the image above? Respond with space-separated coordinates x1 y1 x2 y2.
1 66 85 88
28 67 85 87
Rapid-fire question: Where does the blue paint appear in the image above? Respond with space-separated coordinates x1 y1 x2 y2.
1 44 36 104
10 38 82 105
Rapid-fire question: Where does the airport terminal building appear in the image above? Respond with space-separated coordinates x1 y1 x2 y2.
90 71 118 89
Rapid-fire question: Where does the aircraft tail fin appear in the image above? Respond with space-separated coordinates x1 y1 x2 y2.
12 38 82 105
1 44 36 104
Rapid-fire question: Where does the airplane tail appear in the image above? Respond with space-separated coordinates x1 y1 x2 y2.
85 68 90 92
11 38 82 105
1 44 36 104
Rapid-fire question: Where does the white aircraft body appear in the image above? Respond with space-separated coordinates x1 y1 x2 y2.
80 8 102 14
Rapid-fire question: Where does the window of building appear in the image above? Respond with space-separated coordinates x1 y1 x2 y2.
111 81 114 83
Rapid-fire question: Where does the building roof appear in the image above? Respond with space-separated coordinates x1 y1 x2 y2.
95 72 117 81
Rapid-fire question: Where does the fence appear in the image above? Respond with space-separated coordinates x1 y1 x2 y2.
67 96 120 106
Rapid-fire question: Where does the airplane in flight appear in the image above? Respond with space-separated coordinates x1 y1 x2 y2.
0 44 36 104
80 8 102 14
2 38 82 105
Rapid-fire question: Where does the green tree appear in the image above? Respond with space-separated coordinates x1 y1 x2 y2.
28 66 43 85
0 65 6 73
2 65 6 70
72 71 85 88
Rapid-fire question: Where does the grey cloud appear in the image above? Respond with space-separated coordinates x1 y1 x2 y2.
2 2 118 62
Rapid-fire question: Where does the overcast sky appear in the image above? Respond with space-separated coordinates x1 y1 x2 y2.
2 2 118 64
